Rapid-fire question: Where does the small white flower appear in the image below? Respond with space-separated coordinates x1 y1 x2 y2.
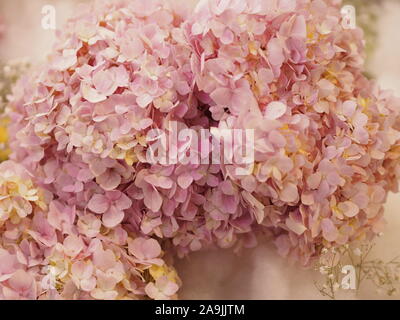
333 282 340 292
319 266 328 274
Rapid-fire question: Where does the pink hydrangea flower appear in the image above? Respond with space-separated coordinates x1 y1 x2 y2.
5 0 400 290
8 0 255 258
184 0 400 264
0 159 180 300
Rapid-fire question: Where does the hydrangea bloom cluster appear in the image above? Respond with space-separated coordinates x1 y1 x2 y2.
8 0 252 258
185 0 400 264
0 160 180 300
4 0 400 300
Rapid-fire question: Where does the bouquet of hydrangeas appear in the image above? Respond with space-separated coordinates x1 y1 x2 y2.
1 0 400 299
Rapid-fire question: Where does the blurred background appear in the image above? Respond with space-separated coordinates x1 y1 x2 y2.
1 0 399 299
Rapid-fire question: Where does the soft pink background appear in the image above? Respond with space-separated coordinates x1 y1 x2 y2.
1 0 400 299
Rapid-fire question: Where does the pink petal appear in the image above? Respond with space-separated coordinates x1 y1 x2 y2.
63 235 84 258
137 94 153 108
267 38 285 66
321 218 338 242
338 201 359 218
292 15 306 38
144 188 163 212
177 173 193 189
280 183 298 202
145 175 173 189
210 88 232 106
307 172 322 189
128 237 162 260
89 159 108 176
88 194 110 214
115 193 132 211
286 217 307 235
342 100 356 117
97 170 121 191
102 208 125 228
264 101 287 120
92 70 117 96
81 82 107 103
220 28 234 45
71 261 93 280
8 270 35 294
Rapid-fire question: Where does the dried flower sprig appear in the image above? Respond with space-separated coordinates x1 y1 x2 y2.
0 59 30 110
345 0 383 68
0 59 30 161
315 239 400 299
0 11 29 163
